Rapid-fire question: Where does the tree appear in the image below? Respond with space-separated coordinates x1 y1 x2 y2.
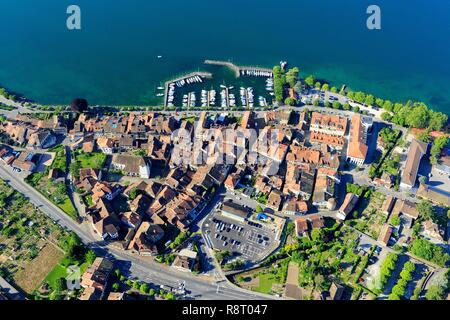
85 250 96 265
114 268 121 278
55 278 66 292
129 188 139 201
391 215 401 226
332 101 341 109
364 95 375 106
132 281 140 290
286 67 300 88
314 82 322 89
112 283 120 292
383 100 393 112
304 75 315 87
330 86 337 93
70 98 89 113
352 106 360 113
149 288 156 297
406 103 430 128
140 283 149 294
417 201 435 221
284 97 296 106
428 111 448 131
321 83 329 92
342 103 351 110
426 285 446 300
430 136 449 164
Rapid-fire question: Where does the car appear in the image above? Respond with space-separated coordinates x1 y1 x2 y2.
263 236 269 241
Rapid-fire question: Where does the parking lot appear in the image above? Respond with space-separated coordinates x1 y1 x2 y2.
203 210 278 262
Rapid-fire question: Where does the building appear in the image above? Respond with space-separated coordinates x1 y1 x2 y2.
310 112 348 137
295 217 309 237
422 220 445 242
12 151 38 172
221 201 249 222
97 136 115 154
283 198 308 215
417 184 450 207
391 199 420 221
328 283 345 300
382 196 396 216
267 189 283 211
346 114 369 166
172 249 198 272
378 224 393 246
308 215 325 229
337 193 359 220
28 130 56 149
111 154 151 179
80 257 114 299
400 139 428 189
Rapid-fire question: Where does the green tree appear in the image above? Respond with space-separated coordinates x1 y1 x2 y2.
85 250 96 265
428 111 448 131
425 285 446 300
321 83 329 91
406 103 430 128
54 278 66 292
140 283 149 294
112 283 120 292
332 101 341 109
129 188 139 201
304 75 315 87
314 81 322 89
364 95 375 106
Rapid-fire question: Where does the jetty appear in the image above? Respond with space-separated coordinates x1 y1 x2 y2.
164 71 212 107
204 60 273 78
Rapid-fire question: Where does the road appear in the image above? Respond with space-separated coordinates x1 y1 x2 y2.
0 163 273 300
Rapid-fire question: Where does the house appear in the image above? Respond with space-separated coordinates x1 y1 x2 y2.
328 282 345 300
107 292 125 301
80 257 114 299
128 221 164 256
422 220 445 242
120 211 143 229
221 201 249 222
97 136 115 154
28 130 56 149
382 196 396 216
337 193 359 220
283 198 308 215
111 154 151 179
308 215 325 229
378 224 393 246
79 287 101 300
346 114 369 166
12 151 38 172
172 249 198 272
417 184 450 207
391 199 419 220
267 190 283 211
400 139 428 189
310 112 348 137
295 217 309 237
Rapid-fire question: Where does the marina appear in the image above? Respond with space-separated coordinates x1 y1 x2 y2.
163 61 274 109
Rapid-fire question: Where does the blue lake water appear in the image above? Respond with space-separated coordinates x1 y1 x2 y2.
0 0 449 113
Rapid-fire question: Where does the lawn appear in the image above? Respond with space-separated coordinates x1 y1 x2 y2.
44 259 90 291
255 273 277 294
74 151 107 169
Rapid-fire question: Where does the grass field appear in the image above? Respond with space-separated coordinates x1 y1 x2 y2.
44 260 90 291
13 244 64 294
75 151 107 169
253 274 279 294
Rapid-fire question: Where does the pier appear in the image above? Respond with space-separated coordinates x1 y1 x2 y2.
204 60 273 78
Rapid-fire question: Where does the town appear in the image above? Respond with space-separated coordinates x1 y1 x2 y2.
0 64 449 302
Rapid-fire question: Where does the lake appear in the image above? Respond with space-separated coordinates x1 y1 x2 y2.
0 0 449 113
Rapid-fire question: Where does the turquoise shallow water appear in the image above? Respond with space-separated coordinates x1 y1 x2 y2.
0 0 449 113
